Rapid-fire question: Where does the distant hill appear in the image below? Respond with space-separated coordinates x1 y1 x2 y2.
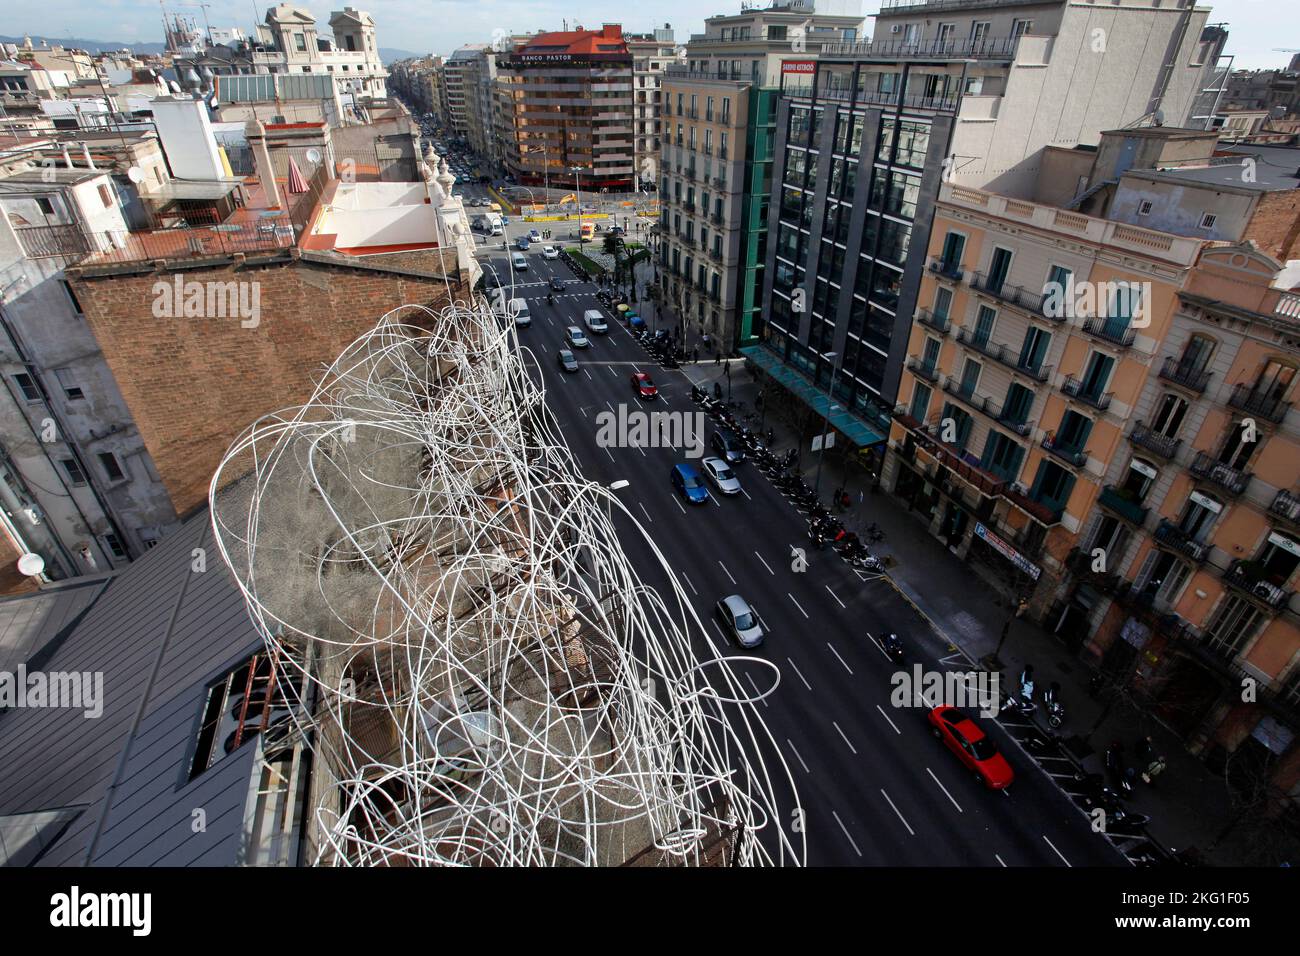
0 34 417 66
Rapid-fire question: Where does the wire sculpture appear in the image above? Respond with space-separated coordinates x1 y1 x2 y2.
209 298 803 866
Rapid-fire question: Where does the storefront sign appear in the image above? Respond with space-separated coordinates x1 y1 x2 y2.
973 522 1041 580
782 60 816 75
1190 490 1223 513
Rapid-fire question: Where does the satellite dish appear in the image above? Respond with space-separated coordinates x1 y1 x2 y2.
1153 109 1165 127
17 553 45 576
127 166 144 183
305 147 322 164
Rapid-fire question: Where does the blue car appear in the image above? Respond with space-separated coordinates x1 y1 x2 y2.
671 463 710 505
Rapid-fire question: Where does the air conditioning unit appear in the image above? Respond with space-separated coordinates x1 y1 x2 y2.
890 25 902 34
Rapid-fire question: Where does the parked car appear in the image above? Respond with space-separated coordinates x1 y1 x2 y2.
701 456 741 496
566 326 590 349
928 706 1015 790
670 462 709 505
631 372 658 400
557 349 579 373
715 594 764 648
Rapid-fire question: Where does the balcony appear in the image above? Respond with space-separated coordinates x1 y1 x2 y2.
1269 489 1300 526
1128 421 1181 460
1080 317 1137 349
1190 451 1252 497
968 272 1050 319
954 328 1052 381
1066 546 1121 593
1040 435 1088 468
13 223 93 261
907 355 940 383
916 308 950 335
1153 519 1209 563
1228 382 1291 424
1061 374 1112 412
1098 485 1149 526
1222 560 1293 611
927 257 963 282
1158 356 1212 393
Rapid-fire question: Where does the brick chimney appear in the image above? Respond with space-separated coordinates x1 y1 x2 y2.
602 24 622 39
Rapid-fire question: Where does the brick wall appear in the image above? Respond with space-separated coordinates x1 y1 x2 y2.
67 250 467 517
1243 190 1300 261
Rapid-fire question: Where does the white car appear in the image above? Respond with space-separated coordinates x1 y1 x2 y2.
542 245 559 260
701 456 742 496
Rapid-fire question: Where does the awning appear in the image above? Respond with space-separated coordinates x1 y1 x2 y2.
740 345 888 448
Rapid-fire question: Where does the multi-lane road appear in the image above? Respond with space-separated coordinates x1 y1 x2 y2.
481 243 1124 867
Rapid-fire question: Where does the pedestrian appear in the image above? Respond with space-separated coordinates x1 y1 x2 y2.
1015 597 1028 619
714 352 721 366
692 346 699 362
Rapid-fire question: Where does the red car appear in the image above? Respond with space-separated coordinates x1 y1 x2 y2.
928 705 1014 790
631 372 658 400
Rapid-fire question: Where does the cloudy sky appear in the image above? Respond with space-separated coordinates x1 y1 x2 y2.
4 0 1293 70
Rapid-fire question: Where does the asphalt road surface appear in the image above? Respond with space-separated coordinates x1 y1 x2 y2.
480 244 1125 868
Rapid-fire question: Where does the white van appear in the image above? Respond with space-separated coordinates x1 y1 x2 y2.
511 299 531 327
583 309 608 334
512 252 528 271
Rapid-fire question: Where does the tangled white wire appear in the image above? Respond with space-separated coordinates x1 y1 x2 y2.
209 298 804 866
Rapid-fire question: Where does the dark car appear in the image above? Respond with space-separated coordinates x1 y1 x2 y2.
670 463 709 504
711 429 745 464
557 349 579 373
631 372 658 400
549 276 566 293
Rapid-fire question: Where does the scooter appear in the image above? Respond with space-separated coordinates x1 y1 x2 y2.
1106 741 1136 795
1043 681 1065 729
882 632 904 665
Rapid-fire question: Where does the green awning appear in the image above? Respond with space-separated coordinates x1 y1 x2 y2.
740 346 888 448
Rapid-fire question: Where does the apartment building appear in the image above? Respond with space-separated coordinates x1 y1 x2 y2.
442 45 487 141
627 26 677 188
178 5 388 105
388 55 446 120
1073 246 1300 793
886 183 1203 612
658 1 866 352
496 26 636 190
754 0 1231 460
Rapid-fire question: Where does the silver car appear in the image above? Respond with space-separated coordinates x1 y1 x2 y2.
701 456 741 496
716 594 764 648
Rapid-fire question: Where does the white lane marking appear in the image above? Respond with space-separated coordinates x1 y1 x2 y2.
718 560 736 585
825 584 846 609
608 365 618 376
866 633 892 662
584 369 593 381
637 502 653 524
680 571 698 596
785 738 811 775
671 495 686 515
741 488 753 500
754 551 775 575
830 810 863 859
786 656 811 692
926 767 964 813
710 491 721 508
831 721 857 754
634 442 647 458
876 704 901 735
827 642 853 675
787 593 809 618
995 854 1007 867
604 448 615 463
880 789 915 836
580 406 588 418
1043 836 1071 867
744 672 768 708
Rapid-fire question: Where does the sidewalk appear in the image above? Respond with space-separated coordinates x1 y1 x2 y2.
678 357 1250 865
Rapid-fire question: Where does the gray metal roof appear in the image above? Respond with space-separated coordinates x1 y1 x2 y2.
1152 145 1300 191
0 511 266 867
0 575 109 676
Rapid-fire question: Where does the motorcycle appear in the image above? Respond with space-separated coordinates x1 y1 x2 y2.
1135 736 1167 785
1043 681 1065 729
1106 741 1136 795
864 522 885 543
807 520 832 550
882 632 904 665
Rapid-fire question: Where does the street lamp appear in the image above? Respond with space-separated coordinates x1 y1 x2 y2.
570 165 584 240
813 350 844 496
